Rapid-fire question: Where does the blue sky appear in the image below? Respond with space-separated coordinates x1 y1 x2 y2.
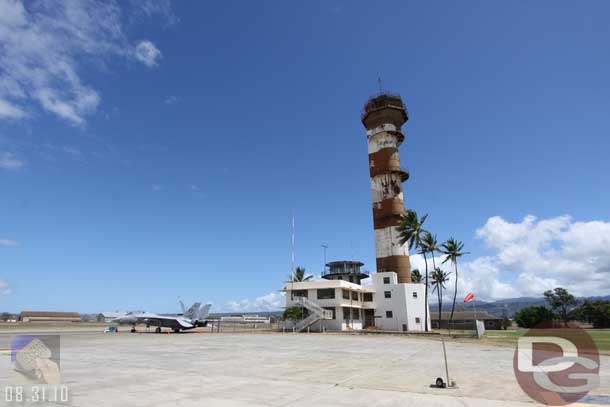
1 0 609 313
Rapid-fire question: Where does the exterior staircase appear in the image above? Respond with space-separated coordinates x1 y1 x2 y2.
294 297 333 332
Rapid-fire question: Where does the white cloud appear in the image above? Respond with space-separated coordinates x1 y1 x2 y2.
221 292 285 313
0 0 167 125
134 40 161 67
0 239 18 246
410 215 610 302
164 95 179 105
0 279 12 296
0 152 24 170
0 98 26 119
133 0 178 26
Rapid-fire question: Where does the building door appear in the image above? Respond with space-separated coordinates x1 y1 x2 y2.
364 309 375 328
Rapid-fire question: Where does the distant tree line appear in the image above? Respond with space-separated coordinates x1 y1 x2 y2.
1 312 17 321
514 287 610 328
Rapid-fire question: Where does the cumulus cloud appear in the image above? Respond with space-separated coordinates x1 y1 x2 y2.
134 40 161 67
0 279 12 296
221 292 285 313
411 215 610 302
0 0 167 125
0 152 24 170
0 239 18 246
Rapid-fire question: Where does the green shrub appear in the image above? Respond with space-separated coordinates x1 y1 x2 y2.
514 305 555 328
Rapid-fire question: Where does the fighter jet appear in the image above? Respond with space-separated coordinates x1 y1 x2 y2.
112 302 211 333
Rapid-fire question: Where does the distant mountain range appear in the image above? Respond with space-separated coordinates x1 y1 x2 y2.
430 295 610 317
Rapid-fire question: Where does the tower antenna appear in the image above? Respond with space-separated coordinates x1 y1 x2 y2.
377 74 383 94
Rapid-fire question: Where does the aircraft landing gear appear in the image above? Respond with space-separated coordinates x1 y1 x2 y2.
130 326 136 333
173 328 180 333
155 326 162 333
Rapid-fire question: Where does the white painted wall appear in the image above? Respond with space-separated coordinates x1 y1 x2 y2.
370 173 404 204
371 272 430 332
366 123 398 137
367 131 399 154
374 227 408 258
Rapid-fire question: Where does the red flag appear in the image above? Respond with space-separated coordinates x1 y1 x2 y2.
464 292 474 303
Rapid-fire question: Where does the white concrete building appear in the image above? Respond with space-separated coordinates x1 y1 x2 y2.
284 261 430 332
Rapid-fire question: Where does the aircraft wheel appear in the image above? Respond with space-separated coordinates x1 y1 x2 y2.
155 327 162 333
130 328 136 333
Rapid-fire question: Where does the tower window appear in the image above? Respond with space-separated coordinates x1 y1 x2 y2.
384 291 391 299
383 277 390 284
412 292 418 298
386 311 393 318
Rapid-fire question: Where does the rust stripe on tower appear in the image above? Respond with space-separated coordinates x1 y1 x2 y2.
362 93 411 284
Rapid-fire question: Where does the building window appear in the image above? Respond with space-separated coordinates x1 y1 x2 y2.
323 307 336 320
415 317 421 324
352 308 360 320
412 292 418 298
384 291 391 299
342 289 350 300
317 288 335 300
383 277 390 284
363 292 373 302
386 310 393 318
343 308 350 321
292 290 308 298
349 276 354 283
351 291 359 301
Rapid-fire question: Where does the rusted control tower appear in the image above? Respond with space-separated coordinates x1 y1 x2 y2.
361 93 411 284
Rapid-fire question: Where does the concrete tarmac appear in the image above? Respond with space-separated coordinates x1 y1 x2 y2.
0 330 608 406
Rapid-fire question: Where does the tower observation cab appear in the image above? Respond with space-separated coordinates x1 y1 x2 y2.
321 261 369 285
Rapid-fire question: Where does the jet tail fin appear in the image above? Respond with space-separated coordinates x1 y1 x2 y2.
183 302 211 322
196 304 211 321
183 302 201 320
179 299 186 315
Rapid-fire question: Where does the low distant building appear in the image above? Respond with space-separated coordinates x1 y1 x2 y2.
20 311 81 323
284 261 429 332
430 311 503 330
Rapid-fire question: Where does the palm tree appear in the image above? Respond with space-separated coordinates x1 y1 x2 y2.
396 209 429 330
419 231 440 329
441 238 468 331
411 269 423 283
420 232 440 270
287 266 312 282
397 209 428 250
430 267 451 329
